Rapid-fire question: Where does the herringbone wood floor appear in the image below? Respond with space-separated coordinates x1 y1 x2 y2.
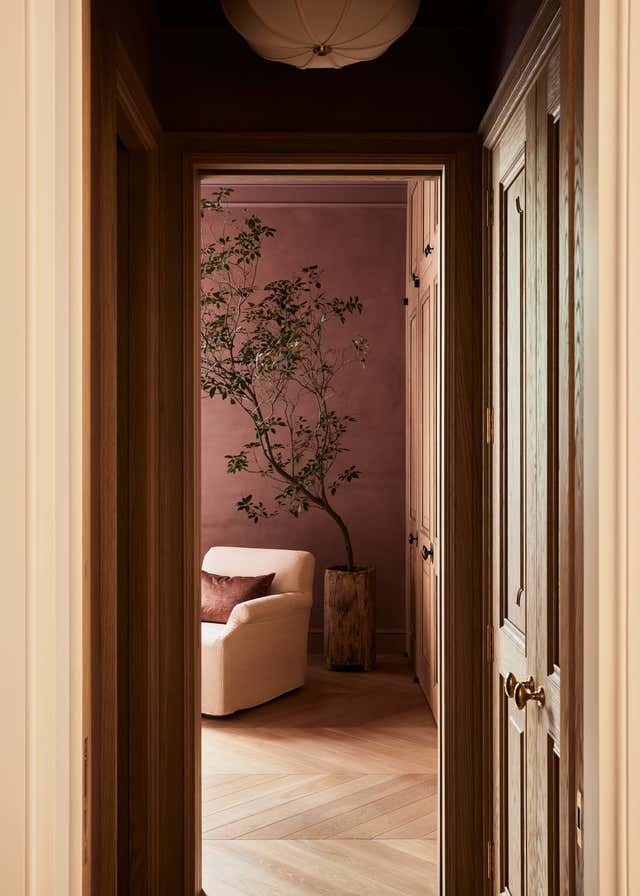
202 656 438 894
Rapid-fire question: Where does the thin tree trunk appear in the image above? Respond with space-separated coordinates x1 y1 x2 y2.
259 427 356 570
324 503 355 571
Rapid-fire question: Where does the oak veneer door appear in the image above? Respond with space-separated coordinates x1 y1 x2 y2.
490 45 561 896
417 177 440 720
406 178 440 720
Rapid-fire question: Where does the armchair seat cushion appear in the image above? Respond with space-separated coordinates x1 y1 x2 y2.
202 621 227 646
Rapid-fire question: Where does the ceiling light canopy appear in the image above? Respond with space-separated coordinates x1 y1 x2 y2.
220 0 420 70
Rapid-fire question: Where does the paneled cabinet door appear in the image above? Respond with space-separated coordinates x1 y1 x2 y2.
406 178 440 721
418 178 439 721
490 46 561 896
406 180 421 667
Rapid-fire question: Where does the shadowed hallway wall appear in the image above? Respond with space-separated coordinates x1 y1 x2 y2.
200 182 407 650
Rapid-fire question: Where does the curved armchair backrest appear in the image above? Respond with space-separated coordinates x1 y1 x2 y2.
202 546 315 598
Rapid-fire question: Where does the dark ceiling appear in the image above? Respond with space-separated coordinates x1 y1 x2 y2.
129 0 542 133
155 0 491 28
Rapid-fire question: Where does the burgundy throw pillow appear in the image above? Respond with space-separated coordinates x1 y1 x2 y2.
201 571 275 623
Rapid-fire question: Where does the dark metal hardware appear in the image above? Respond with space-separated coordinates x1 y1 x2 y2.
403 296 409 306
412 272 420 288
424 243 434 256
421 543 434 561
408 533 417 545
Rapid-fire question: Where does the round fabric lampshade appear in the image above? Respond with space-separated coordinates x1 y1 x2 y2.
221 0 421 69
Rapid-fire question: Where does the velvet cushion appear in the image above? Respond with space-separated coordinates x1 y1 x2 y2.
201 571 275 623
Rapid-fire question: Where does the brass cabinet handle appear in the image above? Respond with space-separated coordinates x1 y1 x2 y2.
514 676 545 710
421 543 434 561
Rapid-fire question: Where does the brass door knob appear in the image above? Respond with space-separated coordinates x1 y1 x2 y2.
514 676 545 710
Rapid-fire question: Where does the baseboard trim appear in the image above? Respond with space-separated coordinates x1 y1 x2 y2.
307 629 406 656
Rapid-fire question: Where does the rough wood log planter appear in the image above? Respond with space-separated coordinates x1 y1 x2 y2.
324 566 376 671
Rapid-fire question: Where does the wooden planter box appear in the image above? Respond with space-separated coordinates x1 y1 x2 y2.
324 566 376 670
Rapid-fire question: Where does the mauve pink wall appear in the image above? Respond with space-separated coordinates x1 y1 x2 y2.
200 185 406 639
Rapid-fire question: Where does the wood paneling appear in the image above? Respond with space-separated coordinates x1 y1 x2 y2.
483 3 583 890
501 162 527 639
88 23 161 894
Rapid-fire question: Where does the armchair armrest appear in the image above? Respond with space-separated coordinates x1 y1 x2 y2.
227 591 312 627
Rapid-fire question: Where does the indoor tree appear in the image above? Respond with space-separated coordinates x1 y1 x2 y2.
200 188 368 571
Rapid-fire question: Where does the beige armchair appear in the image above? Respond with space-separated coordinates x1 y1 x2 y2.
201 546 315 716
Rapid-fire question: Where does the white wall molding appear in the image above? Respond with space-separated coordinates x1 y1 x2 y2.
583 0 639 891
0 0 83 892
201 180 408 208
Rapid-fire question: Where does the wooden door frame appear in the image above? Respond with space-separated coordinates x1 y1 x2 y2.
87 27 161 894
159 132 483 893
479 0 584 891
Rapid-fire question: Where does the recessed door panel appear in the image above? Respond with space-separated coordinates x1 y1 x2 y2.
411 181 423 285
409 311 418 522
500 687 526 896
502 165 527 639
421 285 432 536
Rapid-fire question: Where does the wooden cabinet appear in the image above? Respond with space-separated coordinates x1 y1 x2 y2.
406 177 441 721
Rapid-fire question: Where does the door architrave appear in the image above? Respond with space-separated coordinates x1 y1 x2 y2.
160 133 483 893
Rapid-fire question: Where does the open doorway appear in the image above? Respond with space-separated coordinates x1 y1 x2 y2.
198 176 442 893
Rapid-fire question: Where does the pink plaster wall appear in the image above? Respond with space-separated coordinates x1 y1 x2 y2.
200 183 406 644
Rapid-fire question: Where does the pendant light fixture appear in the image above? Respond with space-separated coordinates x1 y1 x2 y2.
220 0 420 70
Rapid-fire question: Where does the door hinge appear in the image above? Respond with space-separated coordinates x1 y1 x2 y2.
486 187 494 229
83 736 88 864
576 789 583 849
486 406 494 445
486 624 494 664
487 840 494 880
403 296 409 306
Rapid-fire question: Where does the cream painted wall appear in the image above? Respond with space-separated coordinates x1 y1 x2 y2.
0 0 83 893
1 4 28 889
583 0 640 892
0 0 638 891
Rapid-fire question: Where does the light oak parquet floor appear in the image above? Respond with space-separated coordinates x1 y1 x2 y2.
202 657 438 895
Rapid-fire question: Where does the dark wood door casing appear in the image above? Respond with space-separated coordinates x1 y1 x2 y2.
87 22 162 895
162 132 484 894
89 18 484 890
